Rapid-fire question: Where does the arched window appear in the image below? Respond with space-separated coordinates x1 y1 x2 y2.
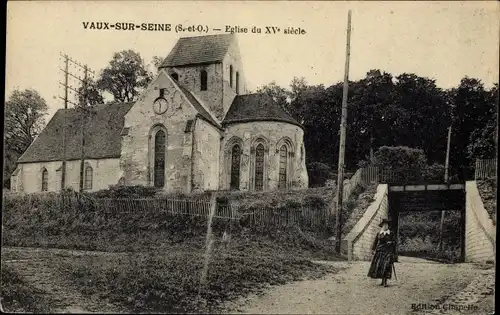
41 168 48 191
154 130 166 187
278 145 288 189
84 165 93 190
230 144 241 190
254 144 265 191
229 65 233 87
200 70 208 91
171 72 179 81
236 72 240 94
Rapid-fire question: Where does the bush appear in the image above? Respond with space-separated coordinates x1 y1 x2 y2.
3 187 336 252
397 211 462 263
373 146 427 169
307 162 334 187
90 185 161 198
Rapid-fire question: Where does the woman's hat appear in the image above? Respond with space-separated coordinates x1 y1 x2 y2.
378 218 392 227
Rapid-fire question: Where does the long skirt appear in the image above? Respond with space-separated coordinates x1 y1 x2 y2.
367 249 394 279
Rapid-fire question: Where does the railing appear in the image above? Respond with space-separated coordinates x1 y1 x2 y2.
359 166 471 185
475 159 497 180
9 193 331 231
94 198 329 229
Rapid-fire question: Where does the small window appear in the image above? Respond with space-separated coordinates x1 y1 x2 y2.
229 65 233 87
236 72 240 94
200 70 208 91
171 73 178 81
41 168 48 191
84 165 93 190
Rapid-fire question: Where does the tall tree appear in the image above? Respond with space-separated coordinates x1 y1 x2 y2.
256 81 290 106
449 77 491 174
466 83 498 161
392 73 450 164
4 89 48 187
97 50 151 103
148 56 165 79
77 77 104 106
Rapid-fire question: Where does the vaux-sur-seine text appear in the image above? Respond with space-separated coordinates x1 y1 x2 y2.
82 22 307 35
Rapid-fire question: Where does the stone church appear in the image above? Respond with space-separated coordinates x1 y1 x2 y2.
11 34 309 194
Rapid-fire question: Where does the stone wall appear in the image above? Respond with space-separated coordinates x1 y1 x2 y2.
220 121 308 191
192 118 221 191
15 158 120 193
121 71 202 193
221 37 247 117
465 181 495 262
342 184 389 261
165 63 226 121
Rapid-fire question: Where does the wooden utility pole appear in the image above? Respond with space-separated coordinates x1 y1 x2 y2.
61 54 69 190
58 54 95 192
439 125 452 251
335 10 352 254
79 66 89 192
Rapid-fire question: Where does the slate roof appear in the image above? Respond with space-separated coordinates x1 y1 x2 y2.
160 34 234 68
222 93 303 129
17 102 134 163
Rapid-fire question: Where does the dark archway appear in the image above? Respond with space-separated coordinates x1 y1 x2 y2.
388 185 466 262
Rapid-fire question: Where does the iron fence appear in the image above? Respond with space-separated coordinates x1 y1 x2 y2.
359 166 472 185
475 159 497 180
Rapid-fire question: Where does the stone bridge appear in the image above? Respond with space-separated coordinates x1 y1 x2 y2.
342 181 495 262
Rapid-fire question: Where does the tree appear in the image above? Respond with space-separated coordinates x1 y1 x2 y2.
148 56 165 79
4 89 48 187
77 77 104 106
347 70 397 166
392 73 451 164
449 77 491 174
256 81 290 107
96 50 151 103
466 83 498 160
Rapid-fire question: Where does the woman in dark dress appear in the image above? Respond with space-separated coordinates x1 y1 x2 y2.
368 218 396 287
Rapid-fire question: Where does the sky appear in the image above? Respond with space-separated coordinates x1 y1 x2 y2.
5 1 499 120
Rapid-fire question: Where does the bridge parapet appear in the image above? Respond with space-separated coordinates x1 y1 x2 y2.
342 184 389 261
465 181 495 262
361 166 472 186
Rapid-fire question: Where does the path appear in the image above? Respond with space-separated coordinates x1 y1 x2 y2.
223 256 494 315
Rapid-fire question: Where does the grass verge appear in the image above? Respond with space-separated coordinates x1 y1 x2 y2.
60 239 340 314
476 179 496 225
342 184 378 235
0 265 53 313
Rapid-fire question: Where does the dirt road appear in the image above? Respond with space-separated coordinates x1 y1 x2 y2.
223 256 494 315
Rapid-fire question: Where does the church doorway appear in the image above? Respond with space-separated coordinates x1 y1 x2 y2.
154 130 166 187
